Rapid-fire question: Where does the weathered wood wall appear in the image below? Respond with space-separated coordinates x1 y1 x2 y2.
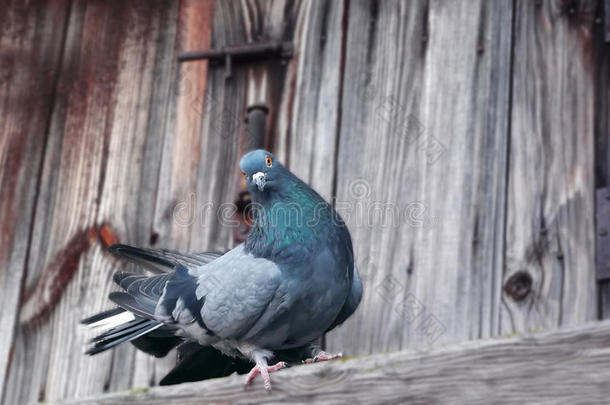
0 0 608 403
328 0 514 355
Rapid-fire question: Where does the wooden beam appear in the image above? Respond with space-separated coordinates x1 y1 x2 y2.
0 0 72 401
52 320 610 404
327 0 514 354
2 1 184 403
502 0 598 332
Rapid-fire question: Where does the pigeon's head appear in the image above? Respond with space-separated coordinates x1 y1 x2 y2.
240 149 284 194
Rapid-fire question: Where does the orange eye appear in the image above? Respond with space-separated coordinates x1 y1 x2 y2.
241 170 247 178
265 155 272 167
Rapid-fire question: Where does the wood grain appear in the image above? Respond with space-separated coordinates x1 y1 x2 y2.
326 0 514 354
2 1 183 403
274 0 347 202
51 320 610 405
2 0 350 403
130 0 213 389
0 0 72 401
502 0 597 333
0 0 606 403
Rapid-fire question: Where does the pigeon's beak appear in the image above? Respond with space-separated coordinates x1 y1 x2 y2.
252 172 266 191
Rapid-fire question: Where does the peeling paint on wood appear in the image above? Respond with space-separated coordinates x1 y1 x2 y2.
19 228 92 327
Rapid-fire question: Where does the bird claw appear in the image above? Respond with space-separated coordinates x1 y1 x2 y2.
303 351 343 364
244 361 288 391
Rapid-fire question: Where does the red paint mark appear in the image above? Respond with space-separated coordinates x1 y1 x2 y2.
19 228 92 327
99 224 118 247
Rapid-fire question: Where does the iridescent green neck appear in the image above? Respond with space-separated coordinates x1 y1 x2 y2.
244 177 334 259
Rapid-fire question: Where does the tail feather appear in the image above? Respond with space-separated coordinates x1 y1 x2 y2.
81 307 125 325
82 309 135 329
90 318 150 343
86 320 163 355
83 249 184 355
109 291 157 319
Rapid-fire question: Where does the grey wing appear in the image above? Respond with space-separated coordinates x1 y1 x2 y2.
109 244 223 273
195 245 282 339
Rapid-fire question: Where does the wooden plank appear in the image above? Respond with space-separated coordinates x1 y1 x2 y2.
501 0 597 332
326 0 513 355
274 0 347 202
155 0 346 249
166 0 346 247
52 320 610 405
1 0 601 403
1 1 347 402
2 1 182 403
0 0 72 401
595 0 610 318
130 0 213 388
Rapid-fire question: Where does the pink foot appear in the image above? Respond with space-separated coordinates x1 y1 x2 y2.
303 350 343 364
244 361 287 391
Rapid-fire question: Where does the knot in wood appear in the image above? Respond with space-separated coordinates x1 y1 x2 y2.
504 271 533 301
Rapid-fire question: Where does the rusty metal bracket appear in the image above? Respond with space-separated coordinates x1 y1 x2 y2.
178 41 293 79
244 104 269 147
597 187 610 281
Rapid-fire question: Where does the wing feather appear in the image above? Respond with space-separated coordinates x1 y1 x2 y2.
196 245 282 339
109 244 223 274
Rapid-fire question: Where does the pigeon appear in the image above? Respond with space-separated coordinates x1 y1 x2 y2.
83 149 363 390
